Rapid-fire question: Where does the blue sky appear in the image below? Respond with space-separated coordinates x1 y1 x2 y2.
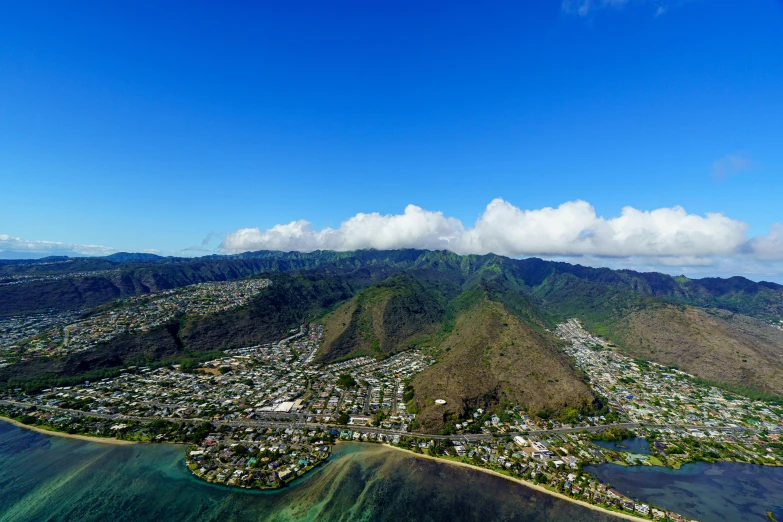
1 1 782 279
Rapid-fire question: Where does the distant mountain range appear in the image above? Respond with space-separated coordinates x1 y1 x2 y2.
2 249 782 427
0 250 93 260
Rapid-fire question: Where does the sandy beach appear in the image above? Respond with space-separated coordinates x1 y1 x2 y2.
383 444 652 522
0 419 667 519
0 416 139 445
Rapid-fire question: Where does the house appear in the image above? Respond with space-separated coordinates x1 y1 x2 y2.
531 441 548 452
532 450 553 460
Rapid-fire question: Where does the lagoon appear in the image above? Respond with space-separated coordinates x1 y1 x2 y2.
586 461 783 522
592 438 651 455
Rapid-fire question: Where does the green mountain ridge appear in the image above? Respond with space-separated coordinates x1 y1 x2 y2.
319 273 447 362
2 249 782 319
2 249 782 406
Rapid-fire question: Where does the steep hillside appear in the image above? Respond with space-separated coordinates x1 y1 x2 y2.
319 274 445 361
664 276 783 320
4 248 782 320
411 287 594 433
0 269 381 392
606 306 783 396
530 272 667 335
178 271 358 352
507 257 783 320
3 248 783 401
528 272 783 398
0 323 187 392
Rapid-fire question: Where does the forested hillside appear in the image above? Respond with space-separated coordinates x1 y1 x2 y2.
2 249 782 403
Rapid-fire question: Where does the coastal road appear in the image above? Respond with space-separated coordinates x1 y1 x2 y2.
0 399 489 441
0 399 754 443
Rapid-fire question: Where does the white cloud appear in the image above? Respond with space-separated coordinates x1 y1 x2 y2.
552 254 783 284
220 199 750 262
0 234 117 257
743 223 783 260
460 199 748 257
562 0 629 16
201 232 217 246
222 205 464 254
711 152 754 180
563 0 686 18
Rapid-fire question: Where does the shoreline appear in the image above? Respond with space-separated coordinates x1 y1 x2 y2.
382 444 651 522
0 416 140 445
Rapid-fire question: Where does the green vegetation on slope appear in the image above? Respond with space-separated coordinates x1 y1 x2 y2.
319 273 447 362
0 269 383 392
5 249 782 319
3 249 783 403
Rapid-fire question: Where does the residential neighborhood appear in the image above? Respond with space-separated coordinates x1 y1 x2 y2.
556 319 782 433
1 315 781 520
0 278 271 362
0 267 121 288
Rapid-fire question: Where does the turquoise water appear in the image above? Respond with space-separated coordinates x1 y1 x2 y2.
592 438 651 455
0 422 615 522
587 461 783 522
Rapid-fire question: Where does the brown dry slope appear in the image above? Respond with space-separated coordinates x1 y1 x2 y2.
411 296 594 433
610 305 783 395
320 298 361 356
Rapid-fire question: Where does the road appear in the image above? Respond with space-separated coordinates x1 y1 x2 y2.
392 379 400 414
63 325 75 347
362 384 371 415
0 400 754 444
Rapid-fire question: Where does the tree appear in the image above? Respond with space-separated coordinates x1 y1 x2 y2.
373 411 388 426
179 359 199 373
337 374 357 388
440 424 456 436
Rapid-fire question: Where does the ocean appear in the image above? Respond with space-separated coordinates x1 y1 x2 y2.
0 422 614 522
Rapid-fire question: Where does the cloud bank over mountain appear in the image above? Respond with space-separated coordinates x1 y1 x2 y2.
220 198 783 280
6 198 782 281
222 198 757 256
